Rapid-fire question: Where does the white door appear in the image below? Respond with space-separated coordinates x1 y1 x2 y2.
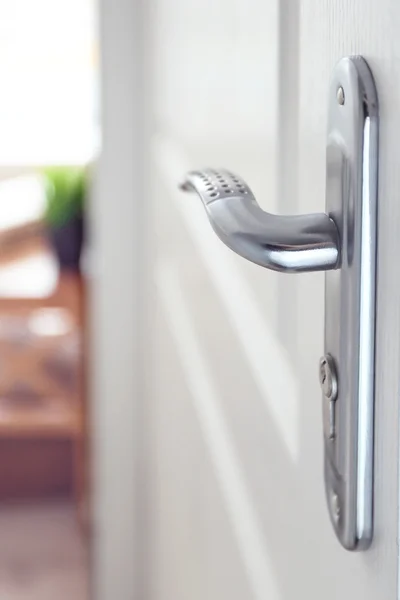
92 0 400 598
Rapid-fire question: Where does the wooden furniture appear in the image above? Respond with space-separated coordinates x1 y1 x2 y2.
0 233 86 521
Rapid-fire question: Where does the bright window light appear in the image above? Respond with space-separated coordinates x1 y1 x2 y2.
0 0 98 165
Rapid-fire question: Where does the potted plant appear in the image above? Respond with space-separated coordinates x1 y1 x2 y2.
43 166 87 271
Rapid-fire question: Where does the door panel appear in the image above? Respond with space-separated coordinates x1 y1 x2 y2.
150 305 254 600
296 1 400 596
144 0 400 598
151 176 291 598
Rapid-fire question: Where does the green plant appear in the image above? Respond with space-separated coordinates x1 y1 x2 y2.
43 166 86 228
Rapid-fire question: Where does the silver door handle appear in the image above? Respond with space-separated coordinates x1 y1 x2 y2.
178 56 379 552
180 170 339 273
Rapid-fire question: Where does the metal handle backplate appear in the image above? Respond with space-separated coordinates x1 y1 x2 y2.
179 56 379 551
322 56 378 550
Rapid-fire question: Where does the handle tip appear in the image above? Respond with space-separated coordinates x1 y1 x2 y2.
178 178 193 192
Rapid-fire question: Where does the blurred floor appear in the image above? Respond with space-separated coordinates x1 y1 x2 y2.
0 500 88 599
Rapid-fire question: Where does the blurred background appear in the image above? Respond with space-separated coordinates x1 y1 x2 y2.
0 1 96 597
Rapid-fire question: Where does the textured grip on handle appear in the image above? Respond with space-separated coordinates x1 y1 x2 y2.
180 169 340 273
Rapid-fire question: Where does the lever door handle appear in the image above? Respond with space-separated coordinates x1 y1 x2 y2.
178 56 379 552
180 170 339 273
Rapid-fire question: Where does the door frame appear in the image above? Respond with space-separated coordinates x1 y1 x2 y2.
91 0 148 598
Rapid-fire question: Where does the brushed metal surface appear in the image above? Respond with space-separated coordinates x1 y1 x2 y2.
323 56 378 550
180 170 339 273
